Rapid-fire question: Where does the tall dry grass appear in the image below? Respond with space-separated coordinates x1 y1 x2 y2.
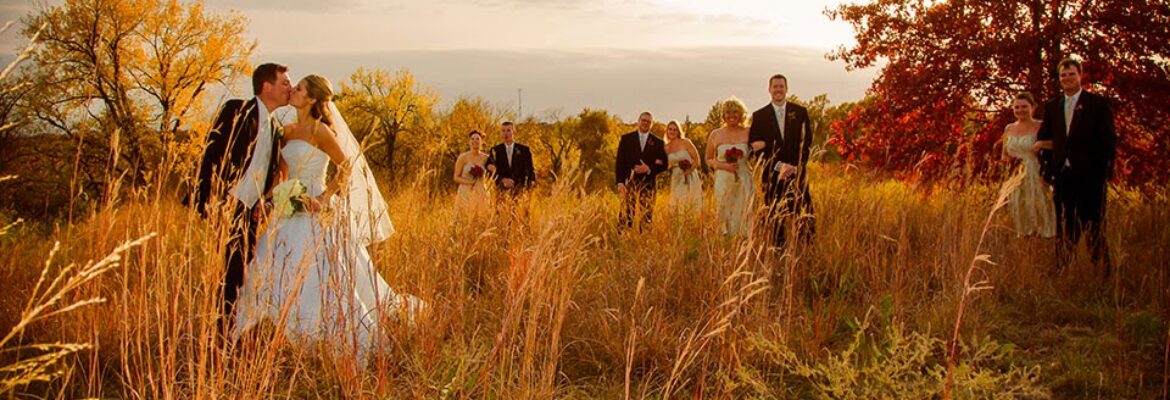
1 161 1167 398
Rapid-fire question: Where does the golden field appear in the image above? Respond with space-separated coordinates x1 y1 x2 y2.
1 164 1167 399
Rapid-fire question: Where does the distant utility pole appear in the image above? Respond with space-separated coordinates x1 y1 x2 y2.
517 88 523 120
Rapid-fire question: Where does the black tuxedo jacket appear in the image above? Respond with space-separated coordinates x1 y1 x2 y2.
749 102 813 185
486 142 536 190
186 98 281 215
1036 90 1117 184
614 131 668 189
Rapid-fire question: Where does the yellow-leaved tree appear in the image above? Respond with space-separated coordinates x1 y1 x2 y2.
19 0 252 201
334 67 438 184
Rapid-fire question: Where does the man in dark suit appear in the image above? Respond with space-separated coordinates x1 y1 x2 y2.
615 111 669 229
749 74 816 249
186 63 292 332
1033 58 1117 278
486 121 536 195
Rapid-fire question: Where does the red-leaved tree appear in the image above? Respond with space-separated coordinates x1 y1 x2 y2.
826 0 1170 187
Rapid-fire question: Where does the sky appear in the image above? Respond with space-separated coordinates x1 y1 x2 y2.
0 0 878 121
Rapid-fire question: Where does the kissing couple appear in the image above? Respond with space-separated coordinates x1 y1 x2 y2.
187 63 423 361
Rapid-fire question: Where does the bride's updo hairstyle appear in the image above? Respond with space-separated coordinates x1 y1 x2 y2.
302 74 335 127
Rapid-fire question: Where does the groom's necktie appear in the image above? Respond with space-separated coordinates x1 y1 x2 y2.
776 104 786 141
506 144 513 165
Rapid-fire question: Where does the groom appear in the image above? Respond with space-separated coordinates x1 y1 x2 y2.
750 74 816 250
1034 58 1117 278
186 63 292 331
615 111 668 229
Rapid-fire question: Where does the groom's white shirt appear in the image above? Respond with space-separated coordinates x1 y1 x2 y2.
229 97 274 208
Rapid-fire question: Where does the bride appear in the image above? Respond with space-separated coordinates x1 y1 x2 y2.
233 74 422 359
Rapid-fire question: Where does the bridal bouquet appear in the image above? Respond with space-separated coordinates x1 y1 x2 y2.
678 159 693 184
271 179 308 219
723 147 745 182
469 165 485 180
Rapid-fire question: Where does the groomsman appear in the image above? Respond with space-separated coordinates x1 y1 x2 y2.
615 112 669 229
1033 58 1117 278
749 74 816 249
486 121 536 195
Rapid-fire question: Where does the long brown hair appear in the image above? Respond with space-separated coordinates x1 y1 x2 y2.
302 74 335 127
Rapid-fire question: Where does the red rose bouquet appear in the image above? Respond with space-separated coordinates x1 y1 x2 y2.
724 147 745 181
678 159 693 184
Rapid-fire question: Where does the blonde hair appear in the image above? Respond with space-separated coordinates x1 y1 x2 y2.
302 74 335 127
722 97 748 127
665 120 686 141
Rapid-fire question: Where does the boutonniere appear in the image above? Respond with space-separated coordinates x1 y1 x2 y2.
786 111 796 118
1074 104 1083 112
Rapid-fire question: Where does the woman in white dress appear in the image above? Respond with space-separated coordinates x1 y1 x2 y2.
453 130 491 210
1000 92 1056 238
665 120 703 213
233 75 422 361
705 97 755 236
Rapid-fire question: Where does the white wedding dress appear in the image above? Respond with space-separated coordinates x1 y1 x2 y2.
233 139 421 359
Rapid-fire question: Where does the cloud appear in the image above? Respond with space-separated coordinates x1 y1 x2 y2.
701 13 771 26
458 0 591 9
249 46 875 121
204 0 372 12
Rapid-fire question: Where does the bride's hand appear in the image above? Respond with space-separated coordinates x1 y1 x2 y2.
721 162 739 173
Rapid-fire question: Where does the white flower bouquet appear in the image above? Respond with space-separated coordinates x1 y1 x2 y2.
271 179 308 219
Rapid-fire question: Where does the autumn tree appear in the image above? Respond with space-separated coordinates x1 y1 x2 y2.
826 0 1170 186
575 109 620 187
334 67 437 184
20 0 252 196
529 111 581 180
0 22 74 217
431 97 505 188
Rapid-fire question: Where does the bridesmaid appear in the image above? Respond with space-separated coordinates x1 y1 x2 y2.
705 98 755 236
665 120 703 213
1000 92 1056 238
454 130 491 210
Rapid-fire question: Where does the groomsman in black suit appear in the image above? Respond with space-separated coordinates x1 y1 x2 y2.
1034 58 1117 278
186 63 292 332
486 121 536 195
749 74 816 249
615 112 669 229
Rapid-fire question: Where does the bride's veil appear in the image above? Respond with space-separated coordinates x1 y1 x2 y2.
327 101 394 246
